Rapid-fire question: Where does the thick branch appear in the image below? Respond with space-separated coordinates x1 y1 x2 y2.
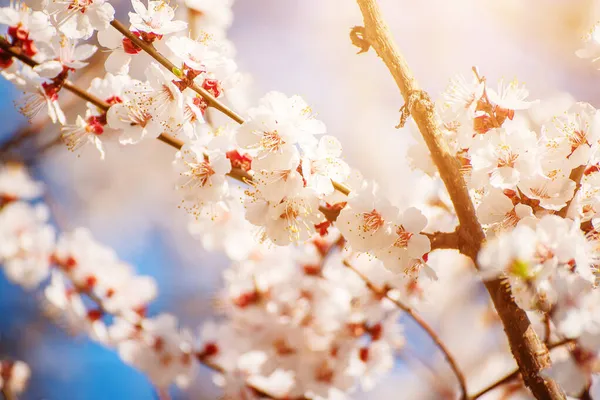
353 1 564 398
343 259 468 398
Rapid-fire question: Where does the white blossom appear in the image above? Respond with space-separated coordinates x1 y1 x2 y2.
336 182 396 252
47 0 115 39
129 0 187 36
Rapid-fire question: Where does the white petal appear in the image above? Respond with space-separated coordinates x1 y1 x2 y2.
33 61 63 78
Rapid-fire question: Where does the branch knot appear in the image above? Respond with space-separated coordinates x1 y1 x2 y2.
396 90 434 129
349 26 370 54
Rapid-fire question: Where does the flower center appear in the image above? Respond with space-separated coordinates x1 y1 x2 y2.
260 131 285 153
186 160 215 187
361 209 384 233
393 226 413 248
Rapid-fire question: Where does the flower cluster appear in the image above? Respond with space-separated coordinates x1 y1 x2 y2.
0 0 444 396
0 163 196 389
454 65 600 395
413 69 600 232
0 162 410 397
0 0 432 277
6 0 600 397
478 214 600 395
0 360 30 396
198 232 404 399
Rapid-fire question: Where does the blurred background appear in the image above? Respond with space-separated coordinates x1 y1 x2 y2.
1 0 600 398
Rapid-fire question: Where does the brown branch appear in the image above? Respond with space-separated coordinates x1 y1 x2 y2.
108 20 360 198
110 20 245 125
471 370 520 399
426 230 460 250
471 338 576 399
352 1 564 398
196 354 305 400
0 43 341 223
0 124 41 156
543 313 552 345
0 38 184 152
0 30 354 203
1 21 354 202
342 259 468 399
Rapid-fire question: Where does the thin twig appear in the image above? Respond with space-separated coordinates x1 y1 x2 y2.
0 38 184 151
543 313 552 345
0 26 373 228
0 33 358 205
110 20 245 125
352 1 564 397
108 20 359 196
471 338 576 399
1 388 16 400
342 259 468 399
470 370 520 399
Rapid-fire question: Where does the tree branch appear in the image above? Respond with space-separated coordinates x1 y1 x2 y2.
471 338 576 399
352 1 564 398
0 40 352 226
471 370 520 399
0 38 184 151
110 20 245 125
0 31 355 202
425 230 459 250
342 259 468 399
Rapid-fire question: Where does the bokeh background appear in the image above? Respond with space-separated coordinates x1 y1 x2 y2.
1 0 600 398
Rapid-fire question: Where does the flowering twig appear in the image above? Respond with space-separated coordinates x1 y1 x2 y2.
352 0 564 398
108 19 360 199
0 30 355 203
0 45 340 224
110 20 245 124
61 269 288 400
2 20 358 219
0 38 185 148
342 259 468 399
